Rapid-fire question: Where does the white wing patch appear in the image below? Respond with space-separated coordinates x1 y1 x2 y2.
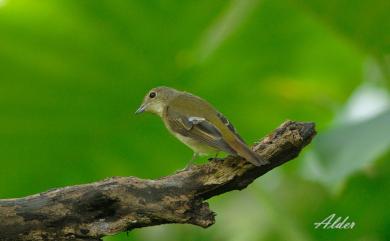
188 116 206 124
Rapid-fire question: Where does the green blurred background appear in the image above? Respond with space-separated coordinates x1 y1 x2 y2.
0 0 389 240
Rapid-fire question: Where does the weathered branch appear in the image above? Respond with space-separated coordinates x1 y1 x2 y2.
0 121 316 241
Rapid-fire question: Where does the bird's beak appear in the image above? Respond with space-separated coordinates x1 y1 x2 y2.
135 104 147 114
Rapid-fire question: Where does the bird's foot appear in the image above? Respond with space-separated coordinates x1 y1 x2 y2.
208 152 223 162
208 157 224 162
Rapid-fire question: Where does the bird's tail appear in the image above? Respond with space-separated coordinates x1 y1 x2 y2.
232 139 268 166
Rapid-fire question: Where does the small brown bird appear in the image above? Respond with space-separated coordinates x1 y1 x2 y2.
135 86 267 167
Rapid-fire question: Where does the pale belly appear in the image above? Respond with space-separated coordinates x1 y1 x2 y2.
162 115 219 155
172 132 218 155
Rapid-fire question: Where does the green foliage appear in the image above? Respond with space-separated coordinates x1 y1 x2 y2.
0 0 388 240
302 109 390 190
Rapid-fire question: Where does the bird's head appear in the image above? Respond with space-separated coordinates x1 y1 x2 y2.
135 86 179 116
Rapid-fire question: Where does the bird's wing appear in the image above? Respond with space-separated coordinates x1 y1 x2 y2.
216 112 246 143
215 112 269 167
165 107 237 155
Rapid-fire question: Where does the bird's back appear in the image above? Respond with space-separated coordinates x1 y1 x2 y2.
164 91 267 166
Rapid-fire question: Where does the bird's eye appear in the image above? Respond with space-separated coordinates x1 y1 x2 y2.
149 92 156 98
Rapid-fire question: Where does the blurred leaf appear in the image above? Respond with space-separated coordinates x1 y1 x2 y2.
189 0 261 65
301 108 390 189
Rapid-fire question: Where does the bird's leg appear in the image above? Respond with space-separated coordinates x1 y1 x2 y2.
176 153 198 173
208 152 222 161
186 152 198 169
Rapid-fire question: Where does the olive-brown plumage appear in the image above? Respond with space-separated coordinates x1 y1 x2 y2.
135 86 267 166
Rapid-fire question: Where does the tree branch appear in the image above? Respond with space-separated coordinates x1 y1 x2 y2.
0 120 316 241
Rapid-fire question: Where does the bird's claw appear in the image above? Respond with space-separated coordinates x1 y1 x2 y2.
208 157 224 162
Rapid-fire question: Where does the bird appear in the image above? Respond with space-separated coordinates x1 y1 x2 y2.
135 86 267 167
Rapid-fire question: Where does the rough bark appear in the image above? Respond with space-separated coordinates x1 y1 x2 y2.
0 120 316 241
